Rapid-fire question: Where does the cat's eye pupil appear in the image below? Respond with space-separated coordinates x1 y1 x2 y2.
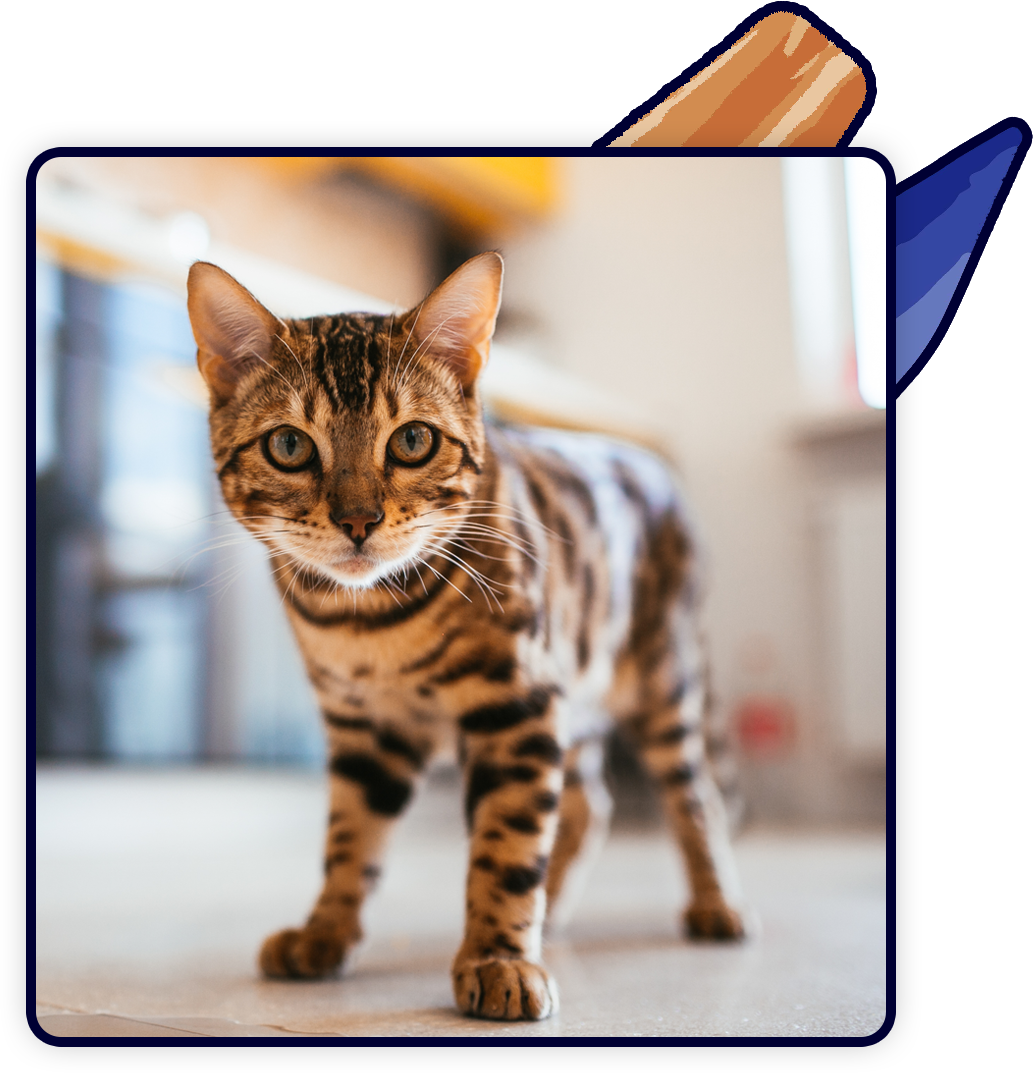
389 422 434 465
267 426 314 470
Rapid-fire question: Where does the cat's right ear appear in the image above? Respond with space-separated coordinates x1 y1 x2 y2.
187 262 281 404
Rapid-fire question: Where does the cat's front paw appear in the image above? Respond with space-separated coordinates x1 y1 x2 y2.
259 926 347 979
452 957 559 1021
683 902 747 941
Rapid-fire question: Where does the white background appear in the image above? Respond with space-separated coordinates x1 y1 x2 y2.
866 4 1029 1068
18 0 1033 1055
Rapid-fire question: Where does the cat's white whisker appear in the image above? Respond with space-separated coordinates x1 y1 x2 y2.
412 554 473 604
423 540 507 612
245 345 307 413
276 332 310 394
391 304 423 389
395 311 463 392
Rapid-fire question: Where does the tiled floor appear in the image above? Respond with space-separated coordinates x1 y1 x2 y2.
34 766 886 1039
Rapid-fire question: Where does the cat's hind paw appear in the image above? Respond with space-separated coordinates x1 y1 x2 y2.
683 902 747 942
452 958 559 1021
258 926 346 979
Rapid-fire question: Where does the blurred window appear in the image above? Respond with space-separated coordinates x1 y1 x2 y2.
35 258 322 765
781 157 886 411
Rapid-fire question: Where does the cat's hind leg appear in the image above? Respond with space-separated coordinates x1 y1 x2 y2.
544 738 612 929
611 506 747 942
628 690 746 941
259 720 429 978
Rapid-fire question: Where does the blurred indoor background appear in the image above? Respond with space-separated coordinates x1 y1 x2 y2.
34 154 886 827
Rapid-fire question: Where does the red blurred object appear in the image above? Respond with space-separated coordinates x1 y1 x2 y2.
734 695 796 755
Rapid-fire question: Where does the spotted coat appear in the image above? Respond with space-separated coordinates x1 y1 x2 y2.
187 253 745 1023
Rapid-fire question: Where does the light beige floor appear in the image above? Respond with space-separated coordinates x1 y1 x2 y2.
34 766 886 1039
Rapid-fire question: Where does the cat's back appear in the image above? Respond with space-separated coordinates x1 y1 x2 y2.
490 421 694 560
489 422 703 678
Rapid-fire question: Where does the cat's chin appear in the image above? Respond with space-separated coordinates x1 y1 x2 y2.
312 551 414 591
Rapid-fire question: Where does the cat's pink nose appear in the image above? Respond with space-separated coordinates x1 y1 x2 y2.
333 511 383 541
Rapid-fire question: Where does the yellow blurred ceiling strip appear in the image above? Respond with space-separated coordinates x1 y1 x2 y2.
258 156 558 236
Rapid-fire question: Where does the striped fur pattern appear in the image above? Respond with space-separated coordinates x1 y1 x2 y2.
187 253 745 1022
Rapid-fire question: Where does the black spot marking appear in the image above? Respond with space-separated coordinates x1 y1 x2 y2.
443 433 482 475
362 864 382 881
376 727 428 769
663 763 698 788
533 790 559 812
512 733 562 765
500 857 548 895
502 813 540 834
552 511 576 576
613 459 650 512
502 607 536 634
493 932 523 955
432 651 516 686
323 712 374 732
655 724 690 746
331 830 355 844
353 665 372 677
400 626 464 672
464 762 540 827
665 678 692 707
563 768 583 788
329 753 412 816
525 477 548 517
483 830 504 841
324 851 352 874
473 855 496 872
459 685 556 733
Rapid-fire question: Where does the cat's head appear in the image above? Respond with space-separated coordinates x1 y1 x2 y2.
187 253 503 589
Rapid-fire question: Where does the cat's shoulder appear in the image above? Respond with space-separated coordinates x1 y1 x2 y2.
488 421 682 515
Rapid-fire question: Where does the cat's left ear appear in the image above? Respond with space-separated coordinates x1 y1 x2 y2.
187 262 282 404
406 252 503 391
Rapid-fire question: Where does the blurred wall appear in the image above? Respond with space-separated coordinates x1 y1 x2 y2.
493 158 884 823
40 157 439 307
35 155 885 825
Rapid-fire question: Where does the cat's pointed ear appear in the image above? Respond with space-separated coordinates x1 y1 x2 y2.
407 252 503 391
187 262 281 404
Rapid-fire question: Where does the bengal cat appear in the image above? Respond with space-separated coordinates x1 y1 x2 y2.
186 252 746 1022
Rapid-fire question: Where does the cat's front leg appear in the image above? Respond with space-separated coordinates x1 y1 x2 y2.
260 721 427 978
451 690 565 1020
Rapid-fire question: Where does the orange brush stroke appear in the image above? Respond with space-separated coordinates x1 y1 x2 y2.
608 12 869 148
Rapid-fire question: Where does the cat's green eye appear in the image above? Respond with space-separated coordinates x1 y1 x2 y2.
266 426 316 470
388 422 435 466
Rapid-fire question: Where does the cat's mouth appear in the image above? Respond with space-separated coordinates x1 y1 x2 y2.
269 524 437 591
316 538 421 590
